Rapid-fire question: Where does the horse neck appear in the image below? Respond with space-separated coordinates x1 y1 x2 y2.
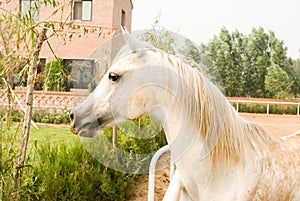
147 50 277 170
150 89 194 143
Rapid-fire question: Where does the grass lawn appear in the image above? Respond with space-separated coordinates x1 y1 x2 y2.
29 123 80 146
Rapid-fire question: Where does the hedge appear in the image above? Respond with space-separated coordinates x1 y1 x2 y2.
230 103 299 115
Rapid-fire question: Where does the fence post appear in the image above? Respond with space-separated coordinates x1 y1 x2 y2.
148 145 170 201
297 104 299 116
162 170 182 201
267 104 270 115
236 102 239 112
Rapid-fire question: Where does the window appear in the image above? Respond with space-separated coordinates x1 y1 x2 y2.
20 0 39 20
72 0 92 21
121 10 126 27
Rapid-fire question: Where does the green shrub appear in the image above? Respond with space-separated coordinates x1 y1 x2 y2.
32 109 70 124
44 59 70 92
286 106 297 115
0 108 70 124
0 109 24 122
1 118 19 200
31 142 101 200
0 115 165 201
230 102 298 115
30 140 142 201
107 117 167 154
28 117 166 200
0 114 39 201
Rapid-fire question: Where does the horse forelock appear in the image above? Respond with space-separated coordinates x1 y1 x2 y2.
113 42 155 63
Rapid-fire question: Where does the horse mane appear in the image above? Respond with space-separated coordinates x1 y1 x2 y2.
145 48 278 172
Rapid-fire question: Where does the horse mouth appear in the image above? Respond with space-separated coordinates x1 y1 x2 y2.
70 116 114 138
69 119 100 137
70 123 78 135
97 117 109 128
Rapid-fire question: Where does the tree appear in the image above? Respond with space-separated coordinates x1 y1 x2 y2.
140 15 176 54
243 27 271 97
44 58 70 91
230 30 245 96
291 59 300 97
202 27 295 98
14 25 49 201
0 8 26 110
265 63 293 99
293 59 300 76
0 3 57 196
204 27 244 96
0 1 114 199
180 39 223 90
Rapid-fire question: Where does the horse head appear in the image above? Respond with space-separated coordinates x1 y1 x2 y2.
70 30 165 137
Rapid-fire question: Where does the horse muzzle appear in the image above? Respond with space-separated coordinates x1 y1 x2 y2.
70 109 113 137
69 110 100 137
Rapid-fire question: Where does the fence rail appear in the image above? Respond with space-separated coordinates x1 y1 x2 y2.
228 99 300 115
148 145 181 201
1 89 299 115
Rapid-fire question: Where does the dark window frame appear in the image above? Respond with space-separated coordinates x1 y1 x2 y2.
121 9 126 27
20 0 39 20
72 0 93 21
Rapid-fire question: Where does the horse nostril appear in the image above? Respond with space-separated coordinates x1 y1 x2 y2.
70 112 74 121
69 111 78 135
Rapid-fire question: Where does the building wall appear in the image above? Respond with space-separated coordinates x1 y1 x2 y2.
0 0 133 60
113 0 133 31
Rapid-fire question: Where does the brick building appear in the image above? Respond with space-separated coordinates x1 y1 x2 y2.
0 0 133 90
1 0 133 59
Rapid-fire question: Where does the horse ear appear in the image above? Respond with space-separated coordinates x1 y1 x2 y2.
121 26 144 51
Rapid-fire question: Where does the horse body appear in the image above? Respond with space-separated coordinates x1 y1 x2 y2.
70 32 300 200
250 144 300 200
150 52 300 200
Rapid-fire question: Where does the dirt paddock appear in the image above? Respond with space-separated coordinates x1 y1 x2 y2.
130 113 300 201
240 113 300 139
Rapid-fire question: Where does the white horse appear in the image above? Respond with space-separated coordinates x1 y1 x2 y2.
70 31 300 200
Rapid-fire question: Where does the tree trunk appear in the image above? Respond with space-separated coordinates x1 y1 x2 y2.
13 26 47 199
6 73 12 111
112 125 118 148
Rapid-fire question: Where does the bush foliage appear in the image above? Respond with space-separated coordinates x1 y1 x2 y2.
231 103 299 115
44 59 70 92
1 113 166 201
0 108 70 124
29 141 139 201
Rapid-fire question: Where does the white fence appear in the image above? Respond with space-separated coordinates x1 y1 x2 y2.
228 99 300 115
148 145 182 201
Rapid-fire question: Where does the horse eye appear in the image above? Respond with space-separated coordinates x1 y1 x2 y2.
108 72 120 82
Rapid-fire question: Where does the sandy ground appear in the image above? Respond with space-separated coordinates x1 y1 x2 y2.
129 113 300 201
240 113 300 140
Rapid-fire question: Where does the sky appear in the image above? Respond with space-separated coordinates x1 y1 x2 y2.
131 0 300 59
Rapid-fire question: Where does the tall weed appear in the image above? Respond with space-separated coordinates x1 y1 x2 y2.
1 112 39 200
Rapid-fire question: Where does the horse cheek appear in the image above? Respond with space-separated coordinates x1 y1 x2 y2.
128 92 151 119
